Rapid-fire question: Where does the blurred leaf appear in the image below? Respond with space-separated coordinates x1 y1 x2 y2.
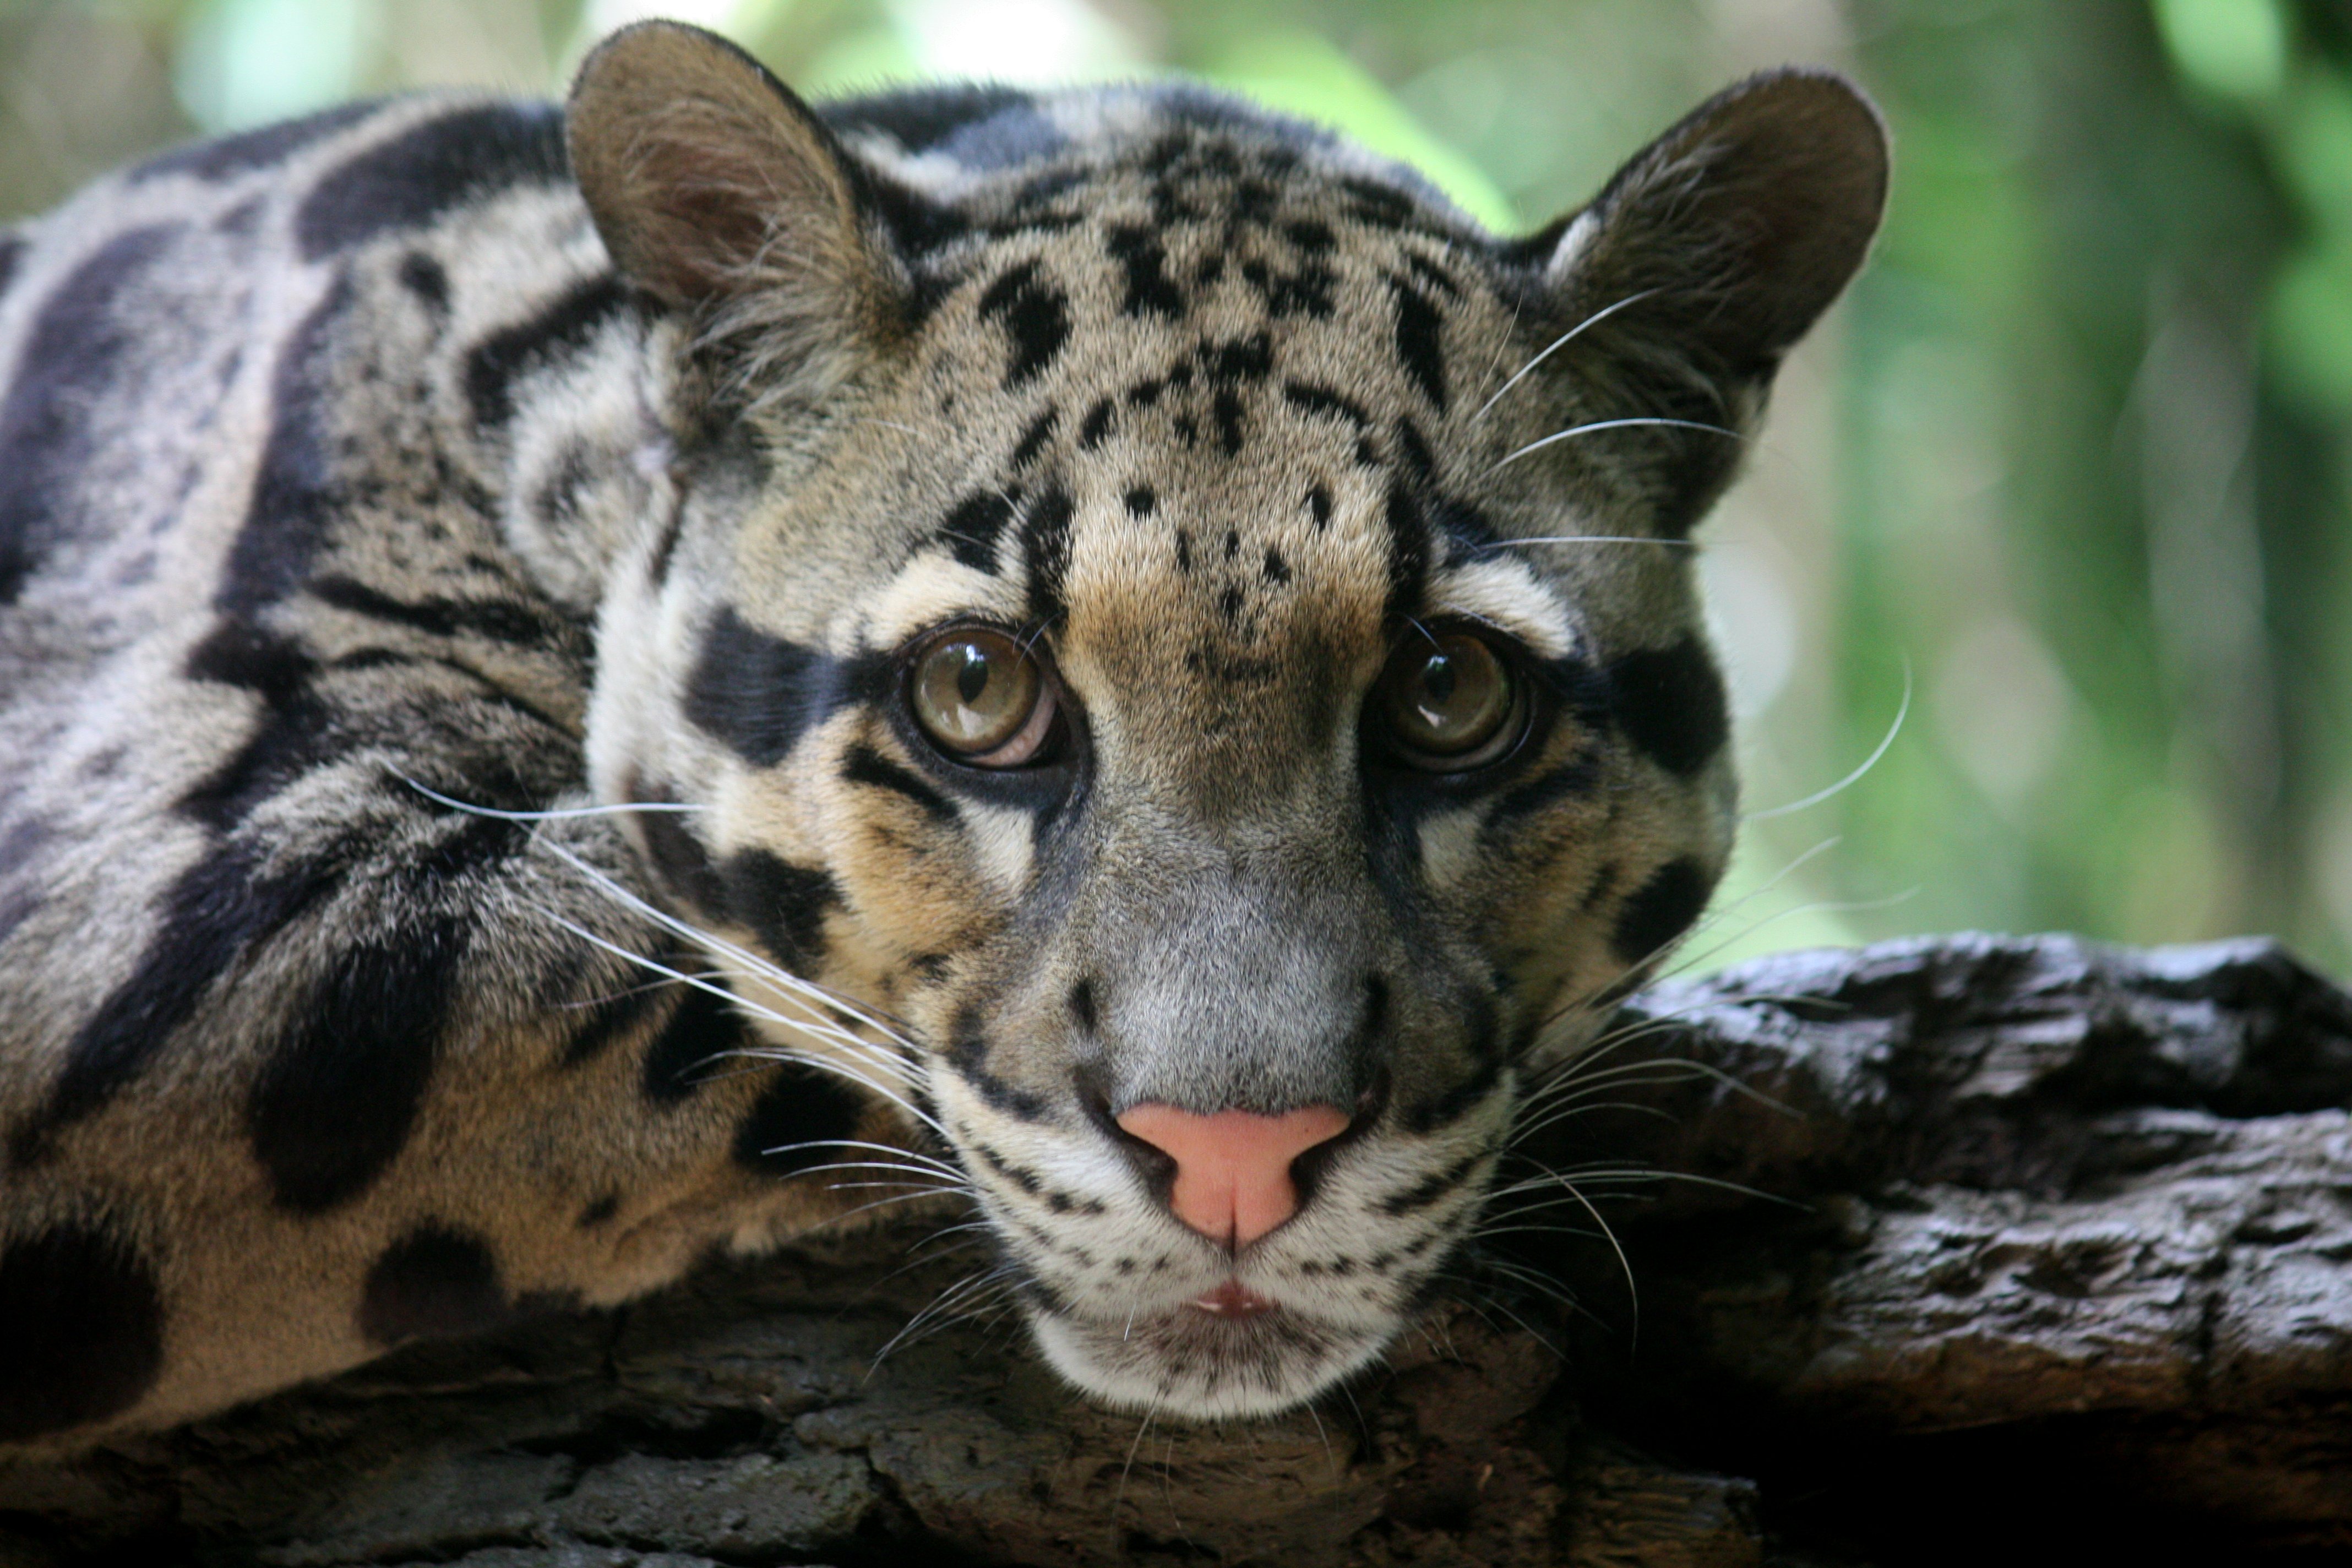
2150 0 2289 104
176 0 375 131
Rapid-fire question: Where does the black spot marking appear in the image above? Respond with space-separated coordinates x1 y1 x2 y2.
722 849 840 971
357 1226 506 1347
1174 529 1193 574
398 251 449 312
1069 977 1097 1033
0 224 176 606
1078 398 1117 450
843 744 958 825
1021 483 1075 619
1242 256 1336 319
579 1193 620 1227
1202 331 1273 385
976 261 1069 388
464 273 632 429
249 916 470 1214
1124 484 1157 517
1608 637 1729 777
1011 405 1057 469
1104 225 1186 318
939 491 1016 573
1403 253 1461 297
1218 585 1245 623
0 1226 164 1442
1262 547 1289 585
732 1061 868 1177
1212 389 1246 455
133 101 374 183
1223 529 1240 562
641 981 750 1104
1284 218 1336 253
1389 277 1447 411
10 841 342 1167
1613 857 1712 965
683 607 891 768
1282 381 1372 432
1307 484 1332 528
297 102 567 259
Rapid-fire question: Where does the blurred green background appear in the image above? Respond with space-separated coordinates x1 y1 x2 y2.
1 0 2346 975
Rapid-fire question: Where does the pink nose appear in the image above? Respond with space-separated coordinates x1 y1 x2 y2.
1114 1103 1351 1247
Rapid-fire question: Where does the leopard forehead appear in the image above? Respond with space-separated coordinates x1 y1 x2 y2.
724 102 1587 704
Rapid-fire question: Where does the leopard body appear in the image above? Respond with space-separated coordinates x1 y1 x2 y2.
0 24 1884 1445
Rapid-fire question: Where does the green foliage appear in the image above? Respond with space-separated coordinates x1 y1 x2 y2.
1 0 2345 972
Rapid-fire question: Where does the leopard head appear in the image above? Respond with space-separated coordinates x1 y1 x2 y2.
564 22 1885 1418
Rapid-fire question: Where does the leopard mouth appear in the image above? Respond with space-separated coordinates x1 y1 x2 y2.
1023 1283 1398 1420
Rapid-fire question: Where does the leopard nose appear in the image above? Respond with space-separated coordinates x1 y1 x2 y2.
1114 1104 1352 1247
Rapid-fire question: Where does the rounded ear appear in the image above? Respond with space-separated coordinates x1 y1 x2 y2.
1514 69 1887 533
567 21 903 395
1544 68 1889 376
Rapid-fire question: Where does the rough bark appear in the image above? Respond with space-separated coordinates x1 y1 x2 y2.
3 934 2348 1566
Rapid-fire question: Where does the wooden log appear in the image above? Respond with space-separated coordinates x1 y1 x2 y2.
2 935 2345 1565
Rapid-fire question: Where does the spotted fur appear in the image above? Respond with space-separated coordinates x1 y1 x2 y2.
0 23 1885 1444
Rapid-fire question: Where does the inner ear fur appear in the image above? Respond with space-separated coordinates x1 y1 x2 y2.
567 20 906 396
1524 68 1888 528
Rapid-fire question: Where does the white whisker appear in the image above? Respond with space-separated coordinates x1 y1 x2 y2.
396 776 704 821
1471 288 1660 424
1491 416 1745 473
1744 657 1912 821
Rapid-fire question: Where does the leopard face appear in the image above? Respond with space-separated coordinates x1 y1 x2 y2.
570 26 1886 1417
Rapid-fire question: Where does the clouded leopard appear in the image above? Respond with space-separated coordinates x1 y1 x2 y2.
0 21 1886 1445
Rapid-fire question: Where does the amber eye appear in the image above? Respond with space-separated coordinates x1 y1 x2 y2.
1375 630 1524 770
910 627 1057 766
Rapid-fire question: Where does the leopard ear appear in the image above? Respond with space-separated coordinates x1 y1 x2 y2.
1522 69 1887 530
567 20 904 393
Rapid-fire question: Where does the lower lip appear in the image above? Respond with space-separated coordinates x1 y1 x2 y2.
1188 1278 1278 1318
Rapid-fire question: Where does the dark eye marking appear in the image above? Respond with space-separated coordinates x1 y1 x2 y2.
682 607 891 769
843 742 960 825
1606 636 1729 777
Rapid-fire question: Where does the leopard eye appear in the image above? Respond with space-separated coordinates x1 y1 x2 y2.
910 627 1057 766
1374 629 1524 771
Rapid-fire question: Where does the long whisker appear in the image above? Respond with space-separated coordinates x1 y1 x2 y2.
1744 657 1912 821
525 908 947 1137
1474 534 1698 554
1471 288 1662 423
1492 417 1746 473
398 776 704 821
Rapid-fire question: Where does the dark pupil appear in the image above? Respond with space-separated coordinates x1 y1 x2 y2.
955 645 992 705
1420 653 1457 707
